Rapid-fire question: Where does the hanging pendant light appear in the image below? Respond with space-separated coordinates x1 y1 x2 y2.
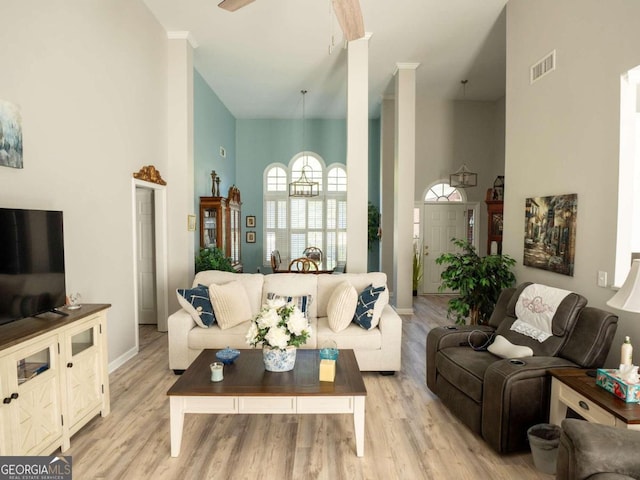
289 90 319 197
449 164 478 188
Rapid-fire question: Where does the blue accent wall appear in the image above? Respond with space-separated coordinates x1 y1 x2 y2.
193 70 236 252
235 119 381 273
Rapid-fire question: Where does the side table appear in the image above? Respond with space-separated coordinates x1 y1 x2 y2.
549 368 640 430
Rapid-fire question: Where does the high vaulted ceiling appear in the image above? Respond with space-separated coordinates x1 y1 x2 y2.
143 0 507 119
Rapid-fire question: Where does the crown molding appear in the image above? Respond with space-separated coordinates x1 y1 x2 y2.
167 31 199 49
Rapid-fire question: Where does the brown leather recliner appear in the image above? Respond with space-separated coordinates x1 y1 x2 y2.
426 283 618 453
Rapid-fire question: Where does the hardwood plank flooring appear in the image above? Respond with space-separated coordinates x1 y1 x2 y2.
63 295 553 479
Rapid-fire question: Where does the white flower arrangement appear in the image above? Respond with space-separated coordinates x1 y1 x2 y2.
246 297 312 350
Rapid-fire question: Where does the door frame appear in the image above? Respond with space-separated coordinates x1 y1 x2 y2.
131 179 169 338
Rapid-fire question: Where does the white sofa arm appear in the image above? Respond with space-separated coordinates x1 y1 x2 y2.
168 309 195 371
377 304 403 371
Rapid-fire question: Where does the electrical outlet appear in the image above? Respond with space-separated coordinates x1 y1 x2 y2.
597 271 608 287
219 146 226 158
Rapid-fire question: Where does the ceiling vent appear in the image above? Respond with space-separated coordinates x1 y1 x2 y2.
530 50 556 84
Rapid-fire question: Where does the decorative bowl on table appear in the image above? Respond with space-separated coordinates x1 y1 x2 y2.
216 347 240 365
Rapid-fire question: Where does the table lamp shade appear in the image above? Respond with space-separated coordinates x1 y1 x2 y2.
607 259 640 312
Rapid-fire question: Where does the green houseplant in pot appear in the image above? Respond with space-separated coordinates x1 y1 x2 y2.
412 241 424 296
435 238 516 325
195 246 235 273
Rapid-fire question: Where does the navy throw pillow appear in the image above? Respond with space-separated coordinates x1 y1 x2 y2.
176 284 216 328
353 284 385 330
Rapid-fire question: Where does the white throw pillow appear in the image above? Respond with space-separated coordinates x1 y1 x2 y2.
208 281 252 330
487 334 534 359
327 281 358 333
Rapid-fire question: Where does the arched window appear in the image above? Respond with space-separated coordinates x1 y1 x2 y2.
266 166 287 192
263 154 347 270
424 182 465 202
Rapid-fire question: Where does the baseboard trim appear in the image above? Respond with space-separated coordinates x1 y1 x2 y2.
108 346 139 374
395 308 414 315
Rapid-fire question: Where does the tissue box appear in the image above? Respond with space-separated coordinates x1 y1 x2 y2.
596 368 640 403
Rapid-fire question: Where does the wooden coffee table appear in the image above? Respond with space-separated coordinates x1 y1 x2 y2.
167 349 367 457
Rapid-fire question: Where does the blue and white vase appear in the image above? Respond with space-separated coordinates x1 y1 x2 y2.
263 346 297 372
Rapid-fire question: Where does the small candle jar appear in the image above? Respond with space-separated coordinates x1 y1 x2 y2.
210 362 223 382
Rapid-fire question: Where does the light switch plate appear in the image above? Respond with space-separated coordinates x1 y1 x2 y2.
597 271 608 287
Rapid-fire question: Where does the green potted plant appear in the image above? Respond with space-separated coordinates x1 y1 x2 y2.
368 202 381 251
435 238 516 325
412 241 423 296
195 246 235 273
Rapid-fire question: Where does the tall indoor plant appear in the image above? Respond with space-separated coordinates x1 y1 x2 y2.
435 238 516 325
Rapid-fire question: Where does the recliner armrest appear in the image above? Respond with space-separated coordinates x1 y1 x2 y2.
426 325 495 391
557 418 640 480
481 356 580 453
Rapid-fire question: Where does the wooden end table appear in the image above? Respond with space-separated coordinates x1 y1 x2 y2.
167 349 367 457
549 368 640 430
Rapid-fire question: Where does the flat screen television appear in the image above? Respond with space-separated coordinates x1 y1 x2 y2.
0 208 66 326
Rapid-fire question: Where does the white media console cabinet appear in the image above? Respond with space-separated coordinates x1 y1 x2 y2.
0 304 111 455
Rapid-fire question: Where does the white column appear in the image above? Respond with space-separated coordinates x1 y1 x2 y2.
393 63 419 314
346 34 371 273
380 96 395 298
167 32 196 314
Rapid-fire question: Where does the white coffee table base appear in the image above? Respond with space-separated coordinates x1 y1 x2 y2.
170 395 366 457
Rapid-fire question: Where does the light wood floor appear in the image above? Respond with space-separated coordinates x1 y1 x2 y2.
64 296 553 480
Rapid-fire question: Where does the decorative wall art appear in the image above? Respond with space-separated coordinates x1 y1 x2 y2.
246 215 255 228
0 100 23 169
246 231 256 243
524 193 578 276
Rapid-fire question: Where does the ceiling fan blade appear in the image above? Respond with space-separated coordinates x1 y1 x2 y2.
218 0 255 12
332 0 364 42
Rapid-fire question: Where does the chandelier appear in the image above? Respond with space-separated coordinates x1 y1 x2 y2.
449 164 478 188
289 90 319 197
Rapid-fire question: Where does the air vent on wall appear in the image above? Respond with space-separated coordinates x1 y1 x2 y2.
530 50 556 84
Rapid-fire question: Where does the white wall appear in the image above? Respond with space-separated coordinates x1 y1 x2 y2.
505 0 640 367
415 98 504 254
0 0 167 367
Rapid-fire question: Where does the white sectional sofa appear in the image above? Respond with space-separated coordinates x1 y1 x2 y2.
168 270 402 373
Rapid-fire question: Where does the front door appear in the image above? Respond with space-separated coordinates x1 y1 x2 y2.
422 204 469 294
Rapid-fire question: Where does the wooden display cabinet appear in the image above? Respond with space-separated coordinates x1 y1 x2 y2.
199 196 227 252
227 186 242 271
199 186 242 272
486 188 504 255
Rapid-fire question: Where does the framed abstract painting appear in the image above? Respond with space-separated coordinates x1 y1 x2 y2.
0 100 23 169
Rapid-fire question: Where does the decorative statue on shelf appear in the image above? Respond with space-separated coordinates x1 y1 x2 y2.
211 170 221 197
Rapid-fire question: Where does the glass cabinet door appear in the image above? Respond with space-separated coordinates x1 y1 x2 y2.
65 322 101 431
203 207 217 247
4 338 62 455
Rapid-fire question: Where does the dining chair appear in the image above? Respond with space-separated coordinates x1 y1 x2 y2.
270 250 283 273
303 246 323 263
288 257 318 272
